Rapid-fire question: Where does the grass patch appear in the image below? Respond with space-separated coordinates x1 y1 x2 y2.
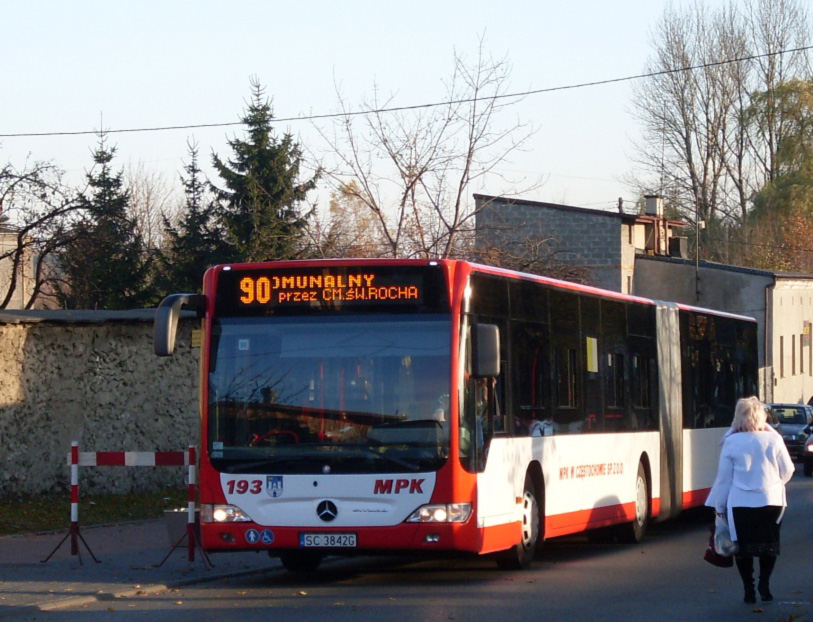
0 488 188 537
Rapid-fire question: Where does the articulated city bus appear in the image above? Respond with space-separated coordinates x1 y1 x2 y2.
154 259 758 571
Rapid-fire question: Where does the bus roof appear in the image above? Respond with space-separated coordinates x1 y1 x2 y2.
208 258 758 325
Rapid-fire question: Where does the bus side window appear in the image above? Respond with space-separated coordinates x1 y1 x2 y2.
554 347 584 433
632 353 657 430
603 350 627 431
511 322 550 437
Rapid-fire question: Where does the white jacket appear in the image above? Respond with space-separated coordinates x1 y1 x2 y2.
704 429 794 541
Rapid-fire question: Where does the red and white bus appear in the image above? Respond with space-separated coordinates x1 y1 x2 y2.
154 259 758 571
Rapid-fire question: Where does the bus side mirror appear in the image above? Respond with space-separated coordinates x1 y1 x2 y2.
154 294 205 356
472 324 500 378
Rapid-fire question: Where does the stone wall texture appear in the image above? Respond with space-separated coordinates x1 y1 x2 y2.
0 316 199 497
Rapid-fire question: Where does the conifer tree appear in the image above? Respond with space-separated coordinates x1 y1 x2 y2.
212 78 319 262
56 134 151 309
155 141 228 295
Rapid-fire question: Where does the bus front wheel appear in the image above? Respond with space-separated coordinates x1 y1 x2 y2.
617 462 649 544
495 474 539 570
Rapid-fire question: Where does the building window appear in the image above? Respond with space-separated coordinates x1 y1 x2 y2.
780 336 785 378
793 335 797 376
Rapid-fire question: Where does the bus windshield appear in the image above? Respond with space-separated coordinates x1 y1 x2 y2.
207 314 451 474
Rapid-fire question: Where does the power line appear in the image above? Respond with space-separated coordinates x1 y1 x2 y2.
1 45 811 140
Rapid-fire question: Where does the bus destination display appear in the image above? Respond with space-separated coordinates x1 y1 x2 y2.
239 272 420 305
215 265 449 314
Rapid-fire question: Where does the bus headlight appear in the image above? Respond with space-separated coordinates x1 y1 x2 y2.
201 503 252 523
407 503 471 523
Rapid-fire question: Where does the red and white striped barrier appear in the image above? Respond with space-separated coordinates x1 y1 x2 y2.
69 450 191 467
44 441 199 565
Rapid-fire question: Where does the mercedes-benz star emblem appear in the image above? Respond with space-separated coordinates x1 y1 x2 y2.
316 500 338 522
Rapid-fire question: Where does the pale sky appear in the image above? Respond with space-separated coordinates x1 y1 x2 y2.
2 0 723 214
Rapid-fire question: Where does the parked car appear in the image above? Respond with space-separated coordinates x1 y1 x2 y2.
767 403 813 462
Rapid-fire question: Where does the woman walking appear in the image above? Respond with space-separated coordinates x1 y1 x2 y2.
705 396 795 604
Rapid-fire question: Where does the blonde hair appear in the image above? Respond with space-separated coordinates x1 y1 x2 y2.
731 396 767 432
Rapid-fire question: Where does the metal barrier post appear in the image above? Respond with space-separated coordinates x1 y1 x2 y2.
41 441 100 564
187 445 196 562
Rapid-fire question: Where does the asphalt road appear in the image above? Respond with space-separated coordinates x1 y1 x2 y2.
9 466 813 622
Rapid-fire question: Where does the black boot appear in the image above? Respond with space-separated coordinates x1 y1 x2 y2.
758 555 776 602
736 556 756 603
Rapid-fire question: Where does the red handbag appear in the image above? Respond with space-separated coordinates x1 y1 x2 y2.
704 526 733 568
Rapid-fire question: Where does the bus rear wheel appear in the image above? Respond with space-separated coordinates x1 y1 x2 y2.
617 462 649 544
278 550 323 574
495 474 539 570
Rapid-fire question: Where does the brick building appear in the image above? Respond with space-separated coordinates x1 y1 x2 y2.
474 193 686 294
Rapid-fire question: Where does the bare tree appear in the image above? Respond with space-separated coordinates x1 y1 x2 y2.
0 160 85 309
306 181 388 258
631 5 740 237
725 0 812 243
314 37 538 260
744 0 812 186
125 162 177 253
629 0 812 263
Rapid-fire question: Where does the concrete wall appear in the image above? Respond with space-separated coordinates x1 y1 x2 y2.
634 256 784 401
0 228 35 310
0 314 199 497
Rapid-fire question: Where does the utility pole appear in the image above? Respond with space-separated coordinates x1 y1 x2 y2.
695 205 702 303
